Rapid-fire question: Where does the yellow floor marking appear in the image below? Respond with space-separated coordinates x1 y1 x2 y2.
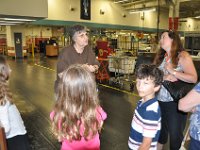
34 63 139 96
34 63 56 72
98 83 139 97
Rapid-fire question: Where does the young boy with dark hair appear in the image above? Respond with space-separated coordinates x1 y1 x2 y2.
128 64 163 150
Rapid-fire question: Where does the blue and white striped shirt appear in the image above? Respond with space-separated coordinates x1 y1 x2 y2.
128 98 161 150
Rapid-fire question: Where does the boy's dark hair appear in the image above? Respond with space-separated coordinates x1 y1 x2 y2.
136 64 163 86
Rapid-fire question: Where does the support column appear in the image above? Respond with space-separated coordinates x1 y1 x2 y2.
6 26 13 48
168 0 180 30
157 0 160 43
169 5 174 30
174 0 180 30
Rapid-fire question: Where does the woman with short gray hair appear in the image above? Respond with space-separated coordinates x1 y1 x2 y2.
54 25 99 94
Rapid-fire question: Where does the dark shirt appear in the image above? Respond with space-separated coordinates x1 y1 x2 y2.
54 44 99 92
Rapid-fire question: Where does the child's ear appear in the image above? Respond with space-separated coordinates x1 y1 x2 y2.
58 72 64 78
154 85 161 92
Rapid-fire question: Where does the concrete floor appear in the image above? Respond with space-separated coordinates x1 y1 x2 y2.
6 55 139 150
6 54 189 150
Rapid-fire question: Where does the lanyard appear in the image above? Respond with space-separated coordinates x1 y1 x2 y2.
165 53 171 63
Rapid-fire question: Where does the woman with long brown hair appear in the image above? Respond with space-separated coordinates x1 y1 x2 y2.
153 30 197 150
50 64 107 150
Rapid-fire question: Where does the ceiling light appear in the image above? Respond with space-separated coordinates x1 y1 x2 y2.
179 19 187 22
129 8 156 14
0 23 16 25
0 21 23 24
114 0 129 3
195 16 200 19
0 18 36 22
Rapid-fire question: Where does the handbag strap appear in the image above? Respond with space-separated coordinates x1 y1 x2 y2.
164 53 171 63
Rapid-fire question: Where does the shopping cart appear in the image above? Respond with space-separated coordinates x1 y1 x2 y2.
108 55 136 89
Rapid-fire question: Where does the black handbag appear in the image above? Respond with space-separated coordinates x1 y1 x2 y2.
162 80 195 102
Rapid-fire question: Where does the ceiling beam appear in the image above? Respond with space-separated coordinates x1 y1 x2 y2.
123 0 167 10
121 0 157 6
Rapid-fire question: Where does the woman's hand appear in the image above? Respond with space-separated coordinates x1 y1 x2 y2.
83 64 98 73
164 63 174 74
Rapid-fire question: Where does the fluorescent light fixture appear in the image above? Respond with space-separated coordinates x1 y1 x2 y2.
0 18 36 22
0 21 23 24
114 0 129 3
119 32 126 35
179 19 187 22
195 16 200 19
0 23 16 25
129 8 156 14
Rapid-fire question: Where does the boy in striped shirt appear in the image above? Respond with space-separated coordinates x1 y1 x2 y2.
128 64 163 150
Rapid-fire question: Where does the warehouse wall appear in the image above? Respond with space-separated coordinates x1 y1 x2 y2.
0 0 47 18
47 0 169 30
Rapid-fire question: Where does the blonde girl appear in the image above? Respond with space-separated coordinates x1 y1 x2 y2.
0 56 29 150
50 64 107 150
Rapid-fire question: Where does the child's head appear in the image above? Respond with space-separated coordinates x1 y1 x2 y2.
0 56 12 105
0 56 11 82
136 64 163 98
53 64 100 141
56 64 99 107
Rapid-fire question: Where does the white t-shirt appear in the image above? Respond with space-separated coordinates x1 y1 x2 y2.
0 101 26 139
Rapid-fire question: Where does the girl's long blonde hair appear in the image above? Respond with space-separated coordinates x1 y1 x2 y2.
0 56 12 106
52 64 101 141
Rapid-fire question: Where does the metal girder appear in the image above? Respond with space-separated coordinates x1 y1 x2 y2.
121 0 157 6
114 0 200 18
